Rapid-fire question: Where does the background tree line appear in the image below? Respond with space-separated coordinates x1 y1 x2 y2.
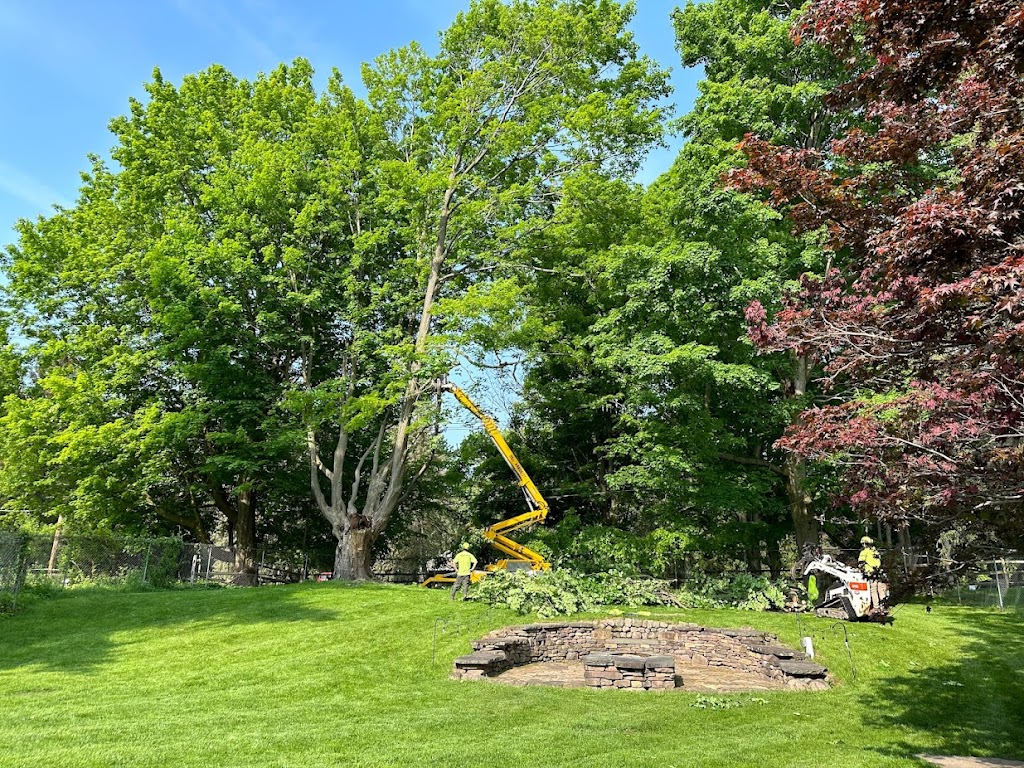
1 0 1020 582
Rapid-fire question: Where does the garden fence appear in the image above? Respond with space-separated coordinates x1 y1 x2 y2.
3 533 1021 614
0 534 332 602
0 532 29 609
940 559 1024 611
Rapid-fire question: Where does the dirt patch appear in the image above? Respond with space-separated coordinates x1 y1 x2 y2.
917 756 1024 768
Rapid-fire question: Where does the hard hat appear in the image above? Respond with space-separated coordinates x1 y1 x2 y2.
860 536 874 545
461 542 470 550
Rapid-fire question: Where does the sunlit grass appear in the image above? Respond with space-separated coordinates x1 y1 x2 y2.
1 583 1021 767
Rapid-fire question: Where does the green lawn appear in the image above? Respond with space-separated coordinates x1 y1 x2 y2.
1 583 1022 768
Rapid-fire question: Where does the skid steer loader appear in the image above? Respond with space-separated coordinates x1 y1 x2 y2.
803 553 891 622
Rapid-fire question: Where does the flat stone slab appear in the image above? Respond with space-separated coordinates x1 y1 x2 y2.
774 659 828 678
474 637 528 650
644 655 675 669
748 645 807 659
718 627 765 638
454 650 507 668
584 653 674 670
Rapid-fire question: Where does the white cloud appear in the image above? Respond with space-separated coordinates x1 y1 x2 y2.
169 0 279 63
0 161 68 213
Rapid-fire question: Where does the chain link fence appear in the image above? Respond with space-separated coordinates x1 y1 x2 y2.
939 559 1024 611
3 532 1021 614
0 533 333 610
1 532 29 611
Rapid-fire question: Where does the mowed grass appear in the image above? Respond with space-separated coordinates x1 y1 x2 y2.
1 583 1022 768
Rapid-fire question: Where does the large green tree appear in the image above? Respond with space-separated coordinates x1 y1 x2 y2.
2 61 369 581
1 0 669 582
308 0 668 578
500 0 849 570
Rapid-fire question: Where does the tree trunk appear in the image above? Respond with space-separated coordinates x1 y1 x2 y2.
213 484 259 586
307 166 462 581
785 353 819 553
785 452 819 553
233 488 258 586
766 538 783 579
334 519 375 580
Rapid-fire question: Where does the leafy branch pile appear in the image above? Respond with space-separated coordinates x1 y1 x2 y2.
675 574 789 612
470 569 679 618
470 569 789 617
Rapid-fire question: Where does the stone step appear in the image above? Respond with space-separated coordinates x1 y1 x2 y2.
719 628 767 638
774 659 828 678
453 650 507 669
747 645 808 660
584 653 675 670
472 636 528 651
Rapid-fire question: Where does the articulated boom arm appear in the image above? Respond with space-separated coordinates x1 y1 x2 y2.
802 554 865 582
443 382 551 571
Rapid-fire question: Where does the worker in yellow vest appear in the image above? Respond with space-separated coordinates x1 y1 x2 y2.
858 536 887 610
450 543 477 601
858 536 881 576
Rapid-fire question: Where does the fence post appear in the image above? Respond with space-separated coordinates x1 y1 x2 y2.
142 542 152 584
205 545 213 583
994 559 1005 611
46 515 64 578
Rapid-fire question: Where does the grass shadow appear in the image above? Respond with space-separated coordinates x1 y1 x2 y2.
0 581 342 674
863 608 1024 761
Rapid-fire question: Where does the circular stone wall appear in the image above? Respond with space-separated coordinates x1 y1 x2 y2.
451 618 829 692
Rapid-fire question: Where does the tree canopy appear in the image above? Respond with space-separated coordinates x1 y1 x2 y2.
1 0 1020 583
734 0 1024 547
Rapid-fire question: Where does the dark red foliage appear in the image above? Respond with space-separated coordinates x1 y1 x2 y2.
732 0 1024 534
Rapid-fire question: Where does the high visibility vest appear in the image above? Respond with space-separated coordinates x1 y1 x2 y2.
454 551 477 576
859 547 881 576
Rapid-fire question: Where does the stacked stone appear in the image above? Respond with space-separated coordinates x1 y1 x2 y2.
451 618 829 689
470 622 597 663
583 653 677 690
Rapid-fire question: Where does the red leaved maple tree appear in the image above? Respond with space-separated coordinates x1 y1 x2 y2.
731 0 1024 541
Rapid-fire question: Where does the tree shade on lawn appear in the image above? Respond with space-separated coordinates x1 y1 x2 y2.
0 583 1021 767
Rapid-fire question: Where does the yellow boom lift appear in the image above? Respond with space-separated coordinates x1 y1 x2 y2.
422 380 551 587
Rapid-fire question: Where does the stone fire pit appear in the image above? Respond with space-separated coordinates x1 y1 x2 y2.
451 618 829 691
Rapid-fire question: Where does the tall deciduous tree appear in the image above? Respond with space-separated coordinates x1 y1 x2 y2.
308 0 669 578
734 0 1024 544
2 61 366 580
505 0 848 567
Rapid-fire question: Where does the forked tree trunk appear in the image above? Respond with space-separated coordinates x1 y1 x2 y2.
334 521 374 580
310 183 456 581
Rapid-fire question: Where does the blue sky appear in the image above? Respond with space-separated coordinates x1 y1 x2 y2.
0 0 702 245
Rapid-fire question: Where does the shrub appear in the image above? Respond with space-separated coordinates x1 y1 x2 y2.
0 590 17 616
533 518 696 579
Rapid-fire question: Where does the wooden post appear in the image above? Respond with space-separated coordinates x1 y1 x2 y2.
47 515 64 577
